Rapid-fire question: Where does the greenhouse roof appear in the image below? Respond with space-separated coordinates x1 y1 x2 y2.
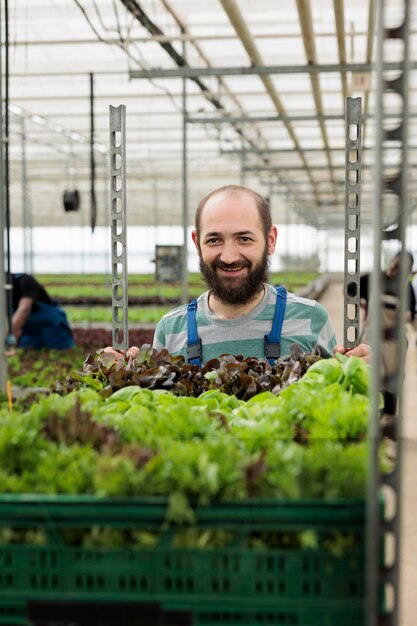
3 0 417 230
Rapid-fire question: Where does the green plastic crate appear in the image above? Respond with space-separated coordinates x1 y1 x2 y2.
0 496 368 625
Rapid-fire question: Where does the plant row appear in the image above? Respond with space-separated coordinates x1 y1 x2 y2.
2 350 388 509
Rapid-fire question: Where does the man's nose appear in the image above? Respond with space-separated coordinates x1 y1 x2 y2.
219 241 241 264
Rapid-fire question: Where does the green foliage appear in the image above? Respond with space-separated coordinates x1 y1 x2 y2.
0 341 389 557
37 272 318 289
27 445 99 494
337 352 370 396
7 347 87 389
300 441 369 498
303 357 343 386
48 284 203 299
0 352 384 513
0 410 46 474
0 351 389 552
93 455 142 496
35 272 319 326
37 273 206 286
65 306 171 324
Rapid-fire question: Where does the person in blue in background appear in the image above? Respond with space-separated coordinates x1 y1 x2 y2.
11 273 74 350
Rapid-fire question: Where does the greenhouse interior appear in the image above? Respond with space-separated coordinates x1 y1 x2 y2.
0 1 416 625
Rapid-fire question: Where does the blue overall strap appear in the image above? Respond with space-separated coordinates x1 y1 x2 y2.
186 298 202 367
264 285 287 365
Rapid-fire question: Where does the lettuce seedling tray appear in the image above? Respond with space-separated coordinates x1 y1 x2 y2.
0 495 370 626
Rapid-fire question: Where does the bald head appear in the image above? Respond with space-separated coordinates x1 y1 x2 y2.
195 185 272 243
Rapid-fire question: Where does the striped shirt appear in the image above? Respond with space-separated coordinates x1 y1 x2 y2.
153 283 336 363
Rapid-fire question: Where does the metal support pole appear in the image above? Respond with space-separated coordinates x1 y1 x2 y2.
239 138 246 186
367 11 384 613
380 2 410 624
284 194 290 264
153 180 159 244
109 105 128 351
21 116 33 274
343 97 362 349
102 150 112 274
181 36 188 305
0 0 8 391
368 2 410 625
3 0 13 345
90 73 97 233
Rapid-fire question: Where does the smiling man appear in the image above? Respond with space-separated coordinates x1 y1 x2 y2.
151 185 369 366
194 186 274 314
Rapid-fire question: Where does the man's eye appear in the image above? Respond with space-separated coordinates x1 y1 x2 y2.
206 238 220 244
239 237 252 242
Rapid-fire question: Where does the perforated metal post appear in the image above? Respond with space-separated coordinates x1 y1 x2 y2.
109 105 128 351
180 36 189 306
343 97 362 349
367 2 411 625
0 5 7 391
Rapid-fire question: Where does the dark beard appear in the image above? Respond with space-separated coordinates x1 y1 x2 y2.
199 247 270 305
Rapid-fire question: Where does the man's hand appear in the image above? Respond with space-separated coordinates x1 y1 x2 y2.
333 343 371 364
102 346 140 359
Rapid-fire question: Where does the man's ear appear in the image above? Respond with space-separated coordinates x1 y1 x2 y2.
191 230 200 252
267 226 278 255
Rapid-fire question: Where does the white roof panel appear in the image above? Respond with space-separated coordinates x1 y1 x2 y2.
3 0 416 228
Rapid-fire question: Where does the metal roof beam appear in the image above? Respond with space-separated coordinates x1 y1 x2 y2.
332 0 348 102
120 0 274 165
362 0 377 146
261 180 342 186
160 0 268 154
187 111 417 124
187 113 344 123
222 144 417 154
224 147 346 154
295 0 337 200
244 164 417 171
129 60 413 79
11 30 377 46
218 0 319 207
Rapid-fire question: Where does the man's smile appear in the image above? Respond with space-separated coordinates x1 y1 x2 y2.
219 266 245 272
